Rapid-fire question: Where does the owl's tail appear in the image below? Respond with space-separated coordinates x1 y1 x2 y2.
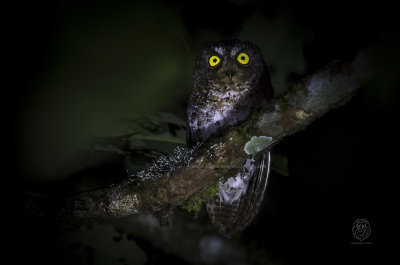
206 152 271 238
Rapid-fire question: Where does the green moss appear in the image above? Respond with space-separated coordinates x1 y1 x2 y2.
279 91 297 112
181 181 219 218
279 97 289 112
230 130 241 142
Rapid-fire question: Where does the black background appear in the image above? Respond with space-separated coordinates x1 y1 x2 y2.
8 0 398 264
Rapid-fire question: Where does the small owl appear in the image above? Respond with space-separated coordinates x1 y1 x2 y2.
187 39 274 237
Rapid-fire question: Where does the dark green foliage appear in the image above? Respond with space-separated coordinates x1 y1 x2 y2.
90 112 188 176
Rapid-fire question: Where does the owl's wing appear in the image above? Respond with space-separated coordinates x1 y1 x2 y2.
206 152 271 238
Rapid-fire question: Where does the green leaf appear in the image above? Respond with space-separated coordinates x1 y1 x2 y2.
130 132 186 145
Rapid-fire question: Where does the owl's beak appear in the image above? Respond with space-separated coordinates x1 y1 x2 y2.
225 70 236 81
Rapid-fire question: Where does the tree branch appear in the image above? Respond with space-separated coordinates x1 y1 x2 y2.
55 48 378 226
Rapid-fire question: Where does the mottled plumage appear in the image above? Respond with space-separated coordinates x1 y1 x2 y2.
187 40 274 237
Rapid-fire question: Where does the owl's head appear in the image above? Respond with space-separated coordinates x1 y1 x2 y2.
193 39 271 92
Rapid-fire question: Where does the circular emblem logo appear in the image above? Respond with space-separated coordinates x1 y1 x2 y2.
352 218 371 241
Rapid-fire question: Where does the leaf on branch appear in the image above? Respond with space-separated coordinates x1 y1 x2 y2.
244 136 273 155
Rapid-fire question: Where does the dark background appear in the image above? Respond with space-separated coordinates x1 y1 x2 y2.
8 0 398 264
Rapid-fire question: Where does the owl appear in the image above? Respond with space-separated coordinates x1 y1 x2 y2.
187 39 274 237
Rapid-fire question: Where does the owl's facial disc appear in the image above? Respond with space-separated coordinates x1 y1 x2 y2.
193 40 267 90
206 47 255 85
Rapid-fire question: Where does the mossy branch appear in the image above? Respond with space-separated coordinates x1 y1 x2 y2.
52 48 378 226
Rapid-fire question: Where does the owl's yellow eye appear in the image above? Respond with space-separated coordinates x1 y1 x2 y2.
209 55 220 67
237 52 249 64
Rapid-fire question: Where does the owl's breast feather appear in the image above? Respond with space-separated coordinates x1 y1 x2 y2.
188 87 253 144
